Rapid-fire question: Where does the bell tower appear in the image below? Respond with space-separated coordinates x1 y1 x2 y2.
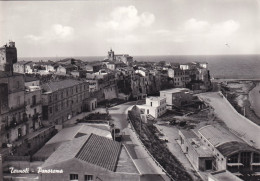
0 41 17 72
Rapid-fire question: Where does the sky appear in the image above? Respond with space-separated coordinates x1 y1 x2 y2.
0 0 259 57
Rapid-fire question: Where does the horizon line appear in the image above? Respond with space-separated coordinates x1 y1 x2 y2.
18 53 260 59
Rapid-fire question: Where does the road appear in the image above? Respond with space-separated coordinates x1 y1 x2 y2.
198 92 260 149
108 102 170 181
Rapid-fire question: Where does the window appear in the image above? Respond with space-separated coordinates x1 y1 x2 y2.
32 95 36 106
253 153 260 163
85 175 93 181
17 96 21 105
70 174 78 181
49 107 52 114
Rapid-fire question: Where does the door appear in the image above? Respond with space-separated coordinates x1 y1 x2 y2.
205 160 212 170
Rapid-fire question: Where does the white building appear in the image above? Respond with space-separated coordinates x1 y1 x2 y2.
180 64 190 70
160 88 193 108
138 97 167 118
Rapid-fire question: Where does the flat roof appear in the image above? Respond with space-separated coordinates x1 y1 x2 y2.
209 170 243 181
147 96 165 101
25 76 39 82
41 79 84 93
47 124 112 145
180 130 213 157
160 88 190 94
0 71 23 78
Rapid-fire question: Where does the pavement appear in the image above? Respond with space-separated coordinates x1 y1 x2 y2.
155 124 204 181
198 92 260 149
107 103 170 181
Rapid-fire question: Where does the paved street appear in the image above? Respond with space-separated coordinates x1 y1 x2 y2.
198 92 260 149
108 103 170 181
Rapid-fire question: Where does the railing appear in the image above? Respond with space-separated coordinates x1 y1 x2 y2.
30 101 42 108
9 104 26 113
4 117 29 130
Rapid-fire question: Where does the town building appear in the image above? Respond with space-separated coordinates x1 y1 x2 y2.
107 49 133 65
160 88 193 108
198 125 260 176
25 76 40 87
56 64 77 75
41 79 96 126
39 133 140 181
25 85 42 133
13 61 32 74
179 130 214 171
138 97 167 118
0 71 27 145
85 62 103 73
0 41 17 72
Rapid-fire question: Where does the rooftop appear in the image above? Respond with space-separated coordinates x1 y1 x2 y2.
180 130 213 157
34 124 111 158
24 76 39 82
160 88 191 94
15 61 32 65
47 124 112 145
41 79 84 93
76 134 122 171
42 135 90 168
209 170 243 181
0 71 23 78
216 141 259 157
42 134 122 171
198 125 243 147
147 96 166 102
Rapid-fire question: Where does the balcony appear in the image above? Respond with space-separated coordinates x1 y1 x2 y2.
30 101 42 108
4 115 29 131
9 104 26 113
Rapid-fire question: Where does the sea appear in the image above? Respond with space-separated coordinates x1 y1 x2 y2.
20 54 260 79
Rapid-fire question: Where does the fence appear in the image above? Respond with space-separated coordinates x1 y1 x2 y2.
127 110 175 181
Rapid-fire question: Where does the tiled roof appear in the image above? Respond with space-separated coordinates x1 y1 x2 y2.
41 79 84 92
76 134 122 171
43 134 122 171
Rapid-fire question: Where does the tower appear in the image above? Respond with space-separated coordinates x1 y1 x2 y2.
107 48 115 61
0 41 17 72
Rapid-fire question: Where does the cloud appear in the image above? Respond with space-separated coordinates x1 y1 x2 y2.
25 24 74 42
97 5 155 31
52 24 74 39
184 18 239 37
106 34 141 43
184 18 210 32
